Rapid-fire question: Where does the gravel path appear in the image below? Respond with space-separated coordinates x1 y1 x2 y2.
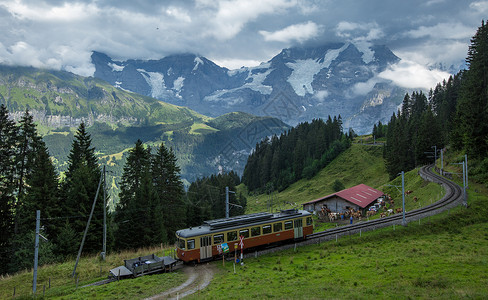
145 263 215 299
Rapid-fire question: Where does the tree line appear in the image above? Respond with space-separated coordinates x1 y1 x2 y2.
242 116 352 193
0 107 188 275
383 21 488 180
186 171 247 227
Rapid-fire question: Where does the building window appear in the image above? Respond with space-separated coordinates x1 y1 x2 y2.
239 229 249 238
273 222 282 232
187 239 195 250
284 221 293 230
251 226 261 237
213 234 224 244
227 231 237 242
263 225 272 234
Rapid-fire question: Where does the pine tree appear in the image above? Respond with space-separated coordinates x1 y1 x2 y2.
115 140 152 249
454 21 488 158
61 122 103 254
156 144 185 242
0 104 18 274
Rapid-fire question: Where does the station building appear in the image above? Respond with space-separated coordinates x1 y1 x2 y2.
302 184 384 214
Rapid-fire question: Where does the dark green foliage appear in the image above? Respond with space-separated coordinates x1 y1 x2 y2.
372 121 387 139
115 140 152 249
332 179 345 192
384 92 443 179
61 122 105 254
186 171 246 226
151 143 185 243
115 140 185 249
452 21 488 158
385 21 488 179
242 117 351 192
0 104 18 274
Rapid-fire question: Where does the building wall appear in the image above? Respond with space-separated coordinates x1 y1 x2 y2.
306 196 362 214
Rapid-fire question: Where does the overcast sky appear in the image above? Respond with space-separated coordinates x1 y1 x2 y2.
0 0 485 89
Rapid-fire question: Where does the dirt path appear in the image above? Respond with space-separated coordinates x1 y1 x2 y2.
145 263 216 299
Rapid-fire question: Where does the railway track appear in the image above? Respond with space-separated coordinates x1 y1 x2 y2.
244 164 464 258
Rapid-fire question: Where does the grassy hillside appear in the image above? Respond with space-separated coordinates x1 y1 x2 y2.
240 143 389 213
1 141 486 299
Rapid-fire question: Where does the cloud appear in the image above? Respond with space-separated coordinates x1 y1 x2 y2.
349 78 381 97
470 1 488 13
335 21 384 41
202 0 296 40
1 1 99 22
259 21 322 43
378 60 450 90
406 22 474 39
313 90 329 101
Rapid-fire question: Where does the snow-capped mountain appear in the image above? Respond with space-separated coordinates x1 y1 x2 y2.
92 43 405 134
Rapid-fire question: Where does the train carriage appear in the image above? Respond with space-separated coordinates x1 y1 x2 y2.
175 209 313 263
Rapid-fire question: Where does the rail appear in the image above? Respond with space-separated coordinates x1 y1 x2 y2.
245 165 463 257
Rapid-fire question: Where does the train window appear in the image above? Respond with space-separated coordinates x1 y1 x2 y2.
263 225 272 234
187 239 195 250
251 226 261 237
227 231 237 242
213 234 224 244
178 239 185 250
284 221 293 230
306 217 313 226
273 222 282 232
239 229 249 238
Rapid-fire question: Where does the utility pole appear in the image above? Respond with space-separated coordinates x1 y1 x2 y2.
453 161 467 207
401 171 406 226
440 148 444 175
33 210 40 295
225 186 229 218
465 154 468 189
225 186 239 218
102 165 107 260
431 146 437 167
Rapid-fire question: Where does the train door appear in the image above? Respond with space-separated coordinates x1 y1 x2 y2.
294 218 303 239
200 236 212 260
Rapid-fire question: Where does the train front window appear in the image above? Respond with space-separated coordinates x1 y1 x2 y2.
213 234 224 244
187 239 195 250
306 217 313 226
251 226 261 237
227 231 237 242
239 229 249 238
178 239 185 250
284 221 293 230
263 225 272 234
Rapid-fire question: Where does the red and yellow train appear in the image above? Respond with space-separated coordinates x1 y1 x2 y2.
175 209 313 263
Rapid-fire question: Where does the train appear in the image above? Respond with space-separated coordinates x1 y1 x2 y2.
175 209 313 263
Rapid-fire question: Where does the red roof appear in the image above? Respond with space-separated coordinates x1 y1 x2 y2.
302 184 383 208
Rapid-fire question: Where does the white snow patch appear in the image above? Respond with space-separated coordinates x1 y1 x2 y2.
138 69 167 99
287 44 348 96
193 57 204 71
173 76 185 92
323 43 349 68
108 62 124 72
355 41 375 64
243 66 273 94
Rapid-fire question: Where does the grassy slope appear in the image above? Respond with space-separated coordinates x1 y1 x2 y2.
193 147 488 299
241 143 389 213
1 143 486 299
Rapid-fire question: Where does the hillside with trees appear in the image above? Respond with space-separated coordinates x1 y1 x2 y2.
242 116 352 193
384 21 488 182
